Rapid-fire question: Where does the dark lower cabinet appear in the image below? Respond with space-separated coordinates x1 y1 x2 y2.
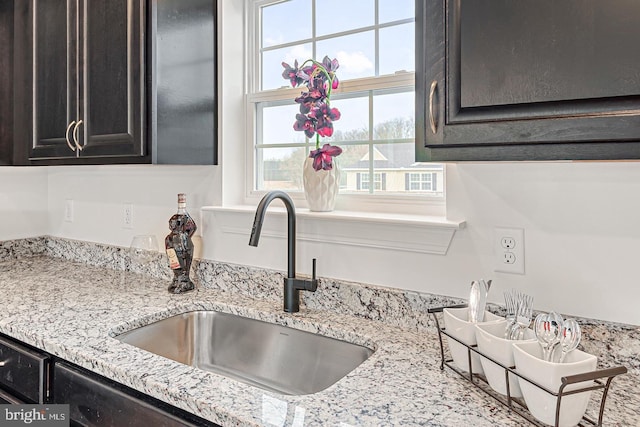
53 362 216 427
416 0 640 161
0 335 50 404
0 333 216 426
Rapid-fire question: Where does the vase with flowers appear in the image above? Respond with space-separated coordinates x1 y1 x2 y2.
282 56 343 212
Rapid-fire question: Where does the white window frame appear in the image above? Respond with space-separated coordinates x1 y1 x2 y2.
244 0 445 216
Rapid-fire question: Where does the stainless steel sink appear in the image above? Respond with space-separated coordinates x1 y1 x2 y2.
115 311 374 395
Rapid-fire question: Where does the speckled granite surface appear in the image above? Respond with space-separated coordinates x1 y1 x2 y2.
0 237 639 426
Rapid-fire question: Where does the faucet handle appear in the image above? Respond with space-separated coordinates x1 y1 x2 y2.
306 258 318 292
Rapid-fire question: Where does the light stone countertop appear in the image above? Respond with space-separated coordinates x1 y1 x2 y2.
0 255 637 426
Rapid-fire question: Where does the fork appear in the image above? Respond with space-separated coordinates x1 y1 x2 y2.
512 294 533 340
503 289 518 338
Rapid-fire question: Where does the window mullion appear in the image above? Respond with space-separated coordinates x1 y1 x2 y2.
375 0 379 77
368 90 375 195
311 0 317 58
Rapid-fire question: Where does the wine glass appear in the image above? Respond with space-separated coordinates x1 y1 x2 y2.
129 235 159 267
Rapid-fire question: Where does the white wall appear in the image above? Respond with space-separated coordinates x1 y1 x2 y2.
46 165 219 251
7 160 639 325
0 167 48 239
198 161 640 326
447 162 640 325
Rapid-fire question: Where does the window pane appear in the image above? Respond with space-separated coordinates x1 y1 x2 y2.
262 44 312 90
261 104 306 145
257 147 307 191
262 0 311 47
316 32 375 80
373 142 415 173
379 0 414 23
373 91 415 140
336 144 368 190
316 0 375 36
324 96 369 144
379 23 415 75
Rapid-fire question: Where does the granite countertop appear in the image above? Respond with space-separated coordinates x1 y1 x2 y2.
0 255 637 426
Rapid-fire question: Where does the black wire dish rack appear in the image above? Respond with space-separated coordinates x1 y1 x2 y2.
428 304 627 427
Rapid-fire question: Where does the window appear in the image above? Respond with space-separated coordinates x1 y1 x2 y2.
247 0 444 204
357 172 386 191
407 172 437 192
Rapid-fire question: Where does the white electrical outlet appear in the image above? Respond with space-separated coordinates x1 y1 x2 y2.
494 227 525 274
64 199 74 223
123 203 133 229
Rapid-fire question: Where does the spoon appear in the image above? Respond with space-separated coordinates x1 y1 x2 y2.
534 311 564 361
557 318 581 363
468 279 491 323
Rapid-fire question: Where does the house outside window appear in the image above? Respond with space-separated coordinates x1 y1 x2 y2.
247 0 444 206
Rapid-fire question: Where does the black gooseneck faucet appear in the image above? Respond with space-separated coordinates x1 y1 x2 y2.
249 191 318 313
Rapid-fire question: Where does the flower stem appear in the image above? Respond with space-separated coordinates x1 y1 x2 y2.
300 59 334 101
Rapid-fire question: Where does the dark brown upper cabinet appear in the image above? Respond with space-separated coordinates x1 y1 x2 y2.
149 0 218 165
416 0 640 162
0 1 15 165
14 0 146 164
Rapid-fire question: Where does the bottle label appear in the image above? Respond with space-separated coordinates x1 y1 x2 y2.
166 248 181 269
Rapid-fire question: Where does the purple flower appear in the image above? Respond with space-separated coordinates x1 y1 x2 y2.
281 60 304 87
295 86 327 114
296 65 315 83
309 103 341 137
282 56 343 165
293 113 316 138
322 55 340 89
310 143 343 171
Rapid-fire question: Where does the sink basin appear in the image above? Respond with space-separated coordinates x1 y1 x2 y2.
115 311 374 395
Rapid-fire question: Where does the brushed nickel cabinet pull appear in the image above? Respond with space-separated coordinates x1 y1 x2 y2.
429 80 438 134
72 119 84 151
0 360 6 367
65 121 77 151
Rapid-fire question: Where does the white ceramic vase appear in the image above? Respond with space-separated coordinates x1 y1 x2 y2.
303 157 340 212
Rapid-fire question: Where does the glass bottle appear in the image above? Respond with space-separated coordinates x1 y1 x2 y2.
165 193 197 293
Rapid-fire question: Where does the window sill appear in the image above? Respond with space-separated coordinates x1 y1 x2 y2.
201 205 465 255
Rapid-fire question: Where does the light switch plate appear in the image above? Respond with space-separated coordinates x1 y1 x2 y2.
64 199 74 223
494 227 525 274
123 203 133 229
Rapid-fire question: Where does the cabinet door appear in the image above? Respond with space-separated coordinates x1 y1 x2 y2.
0 335 49 404
79 0 145 158
416 0 640 161
29 0 79 159
53 362 216 427
0 1 14 165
